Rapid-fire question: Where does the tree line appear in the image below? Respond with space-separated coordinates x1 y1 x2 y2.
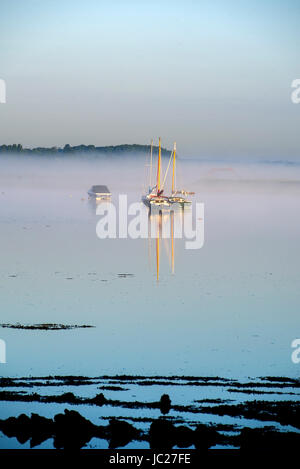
0 143 170 156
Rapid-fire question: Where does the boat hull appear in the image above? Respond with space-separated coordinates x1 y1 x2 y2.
88 191 111 200
142 195 171 210
168 196 191 207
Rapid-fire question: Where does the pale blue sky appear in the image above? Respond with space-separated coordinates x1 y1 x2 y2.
1 0 300 157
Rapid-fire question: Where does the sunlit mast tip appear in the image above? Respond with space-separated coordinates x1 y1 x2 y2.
172 141 176 195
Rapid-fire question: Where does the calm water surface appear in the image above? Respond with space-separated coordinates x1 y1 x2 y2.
0 155 300 378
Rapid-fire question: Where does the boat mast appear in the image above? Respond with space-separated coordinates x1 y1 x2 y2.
156 137 161 195
172 142 176 194
149 139 153 190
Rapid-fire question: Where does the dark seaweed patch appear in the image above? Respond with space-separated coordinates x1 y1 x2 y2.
0 410 221 450
2 410 298 450
117 273 134 278
197 400 300 429
227 388 298 396
98 386 128 391
0 323 95 330
0 374 300 449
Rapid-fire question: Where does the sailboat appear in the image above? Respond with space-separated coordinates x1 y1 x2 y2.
142 138 171 208
167 142 192 206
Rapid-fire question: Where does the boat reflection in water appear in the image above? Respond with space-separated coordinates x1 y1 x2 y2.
147 206 188 282
87 191 112 215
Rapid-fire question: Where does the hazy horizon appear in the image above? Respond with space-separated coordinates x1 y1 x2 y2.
1 0 300 158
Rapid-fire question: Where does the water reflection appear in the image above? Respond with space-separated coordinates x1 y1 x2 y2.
147 208 186 282
87 194 110 213
1 156 300 379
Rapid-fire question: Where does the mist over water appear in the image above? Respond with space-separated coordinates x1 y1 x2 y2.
0 153 299 378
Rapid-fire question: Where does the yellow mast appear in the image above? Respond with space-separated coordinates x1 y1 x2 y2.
172 142 176 194
149 139 153 189
156 137 161 194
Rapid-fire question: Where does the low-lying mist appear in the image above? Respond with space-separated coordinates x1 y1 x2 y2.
1 152 300 197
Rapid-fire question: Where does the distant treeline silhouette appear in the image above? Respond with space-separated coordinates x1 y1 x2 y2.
0 143 170 156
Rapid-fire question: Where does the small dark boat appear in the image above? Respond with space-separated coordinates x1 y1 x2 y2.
88 185 111 200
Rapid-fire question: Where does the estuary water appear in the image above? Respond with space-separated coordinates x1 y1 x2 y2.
0 154 300 379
